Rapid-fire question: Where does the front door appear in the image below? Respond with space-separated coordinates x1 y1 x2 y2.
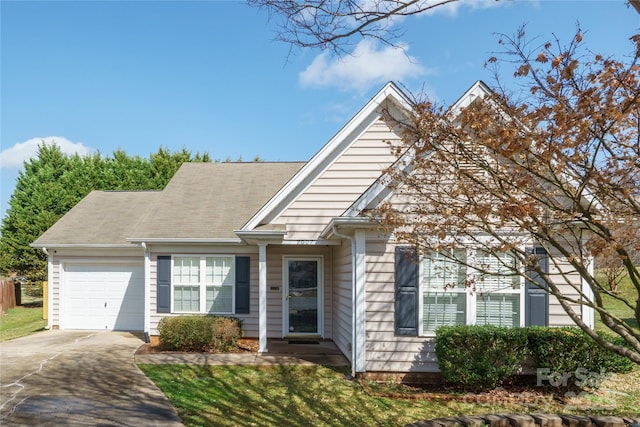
284 257 322 336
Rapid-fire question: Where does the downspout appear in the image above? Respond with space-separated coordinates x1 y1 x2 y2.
582 255 595 329
42 247 53 330
332 225 357 379
141 242 151 343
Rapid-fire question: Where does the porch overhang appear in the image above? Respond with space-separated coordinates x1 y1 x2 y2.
234 227 287 245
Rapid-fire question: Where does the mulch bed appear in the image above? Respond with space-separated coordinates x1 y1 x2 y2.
135 338 260 355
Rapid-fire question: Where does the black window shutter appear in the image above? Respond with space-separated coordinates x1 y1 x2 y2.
395 246 419 336
157 256 171 313
525 247 549 326
235 256 250 314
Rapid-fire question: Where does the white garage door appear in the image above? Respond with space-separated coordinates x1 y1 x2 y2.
64 263 144 331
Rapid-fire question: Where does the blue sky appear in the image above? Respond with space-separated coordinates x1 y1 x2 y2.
1 0 639 220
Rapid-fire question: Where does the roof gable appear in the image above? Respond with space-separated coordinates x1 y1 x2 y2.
241 81 412 231
343 80 494 216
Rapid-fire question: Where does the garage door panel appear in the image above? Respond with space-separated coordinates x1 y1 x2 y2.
64 263 144 331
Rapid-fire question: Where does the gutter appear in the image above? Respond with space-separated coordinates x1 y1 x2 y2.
31 243 142 249
126 237 244 244
320 217 376 240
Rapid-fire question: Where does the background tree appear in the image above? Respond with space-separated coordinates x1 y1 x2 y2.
376 29 640 363
248 0 459 52
0 145 211 280
150 147 212 188
0 145 74 280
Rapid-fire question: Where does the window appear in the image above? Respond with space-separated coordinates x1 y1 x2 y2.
422 250 467 332
421 249 522 334
172 255 235 314
472 250 521 328
205 256 234 313
173 256 200 312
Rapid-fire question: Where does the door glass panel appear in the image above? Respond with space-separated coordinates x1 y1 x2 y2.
287 260 318 334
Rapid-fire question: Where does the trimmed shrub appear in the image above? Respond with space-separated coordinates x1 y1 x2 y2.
158 315 243 352
435 325 529 390
212 317 242 352
527 327 633 388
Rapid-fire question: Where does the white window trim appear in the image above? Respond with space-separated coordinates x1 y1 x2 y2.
419 248 525 337
170 254 236 315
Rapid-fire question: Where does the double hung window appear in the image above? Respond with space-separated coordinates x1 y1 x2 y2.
422 249 467 332
472 250 521 328
172 255 235 314
421 249 522 334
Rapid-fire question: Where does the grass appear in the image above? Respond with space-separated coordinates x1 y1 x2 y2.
0 288 45 341
140 269 640 426
139 364 640 427
595 269 639 333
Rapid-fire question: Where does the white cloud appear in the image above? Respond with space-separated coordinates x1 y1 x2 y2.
0 136 92 169
421 0 513 17
299 39 430 92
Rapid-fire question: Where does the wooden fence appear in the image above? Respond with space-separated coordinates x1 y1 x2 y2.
0 280 17 314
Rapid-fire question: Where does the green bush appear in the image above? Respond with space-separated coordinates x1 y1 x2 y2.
158 315 242 352
435 325 529 390
527 327 634 388
212 317 242 352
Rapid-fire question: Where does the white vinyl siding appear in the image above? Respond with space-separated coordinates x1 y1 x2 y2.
365 238 440 372
332 240 353 361
274 120 400 240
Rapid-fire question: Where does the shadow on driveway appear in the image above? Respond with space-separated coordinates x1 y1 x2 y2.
0 330 183 426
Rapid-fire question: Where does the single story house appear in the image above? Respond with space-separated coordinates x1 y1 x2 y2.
32 81 593 375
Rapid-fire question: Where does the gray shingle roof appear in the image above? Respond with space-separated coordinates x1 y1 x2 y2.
131 162 304 240
32 191 162 246
34 162 305 246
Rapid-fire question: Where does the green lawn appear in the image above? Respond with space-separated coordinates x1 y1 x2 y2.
141 269 640 426
595 270 639 333
0 289 46 341
139 364 640 427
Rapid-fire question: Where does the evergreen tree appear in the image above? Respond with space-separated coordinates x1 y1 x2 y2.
0 144 212 279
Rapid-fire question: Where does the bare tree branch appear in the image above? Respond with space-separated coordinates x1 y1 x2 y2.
375 28 640 364
248 0 461 53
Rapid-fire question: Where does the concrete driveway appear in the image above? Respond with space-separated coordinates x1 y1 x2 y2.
0 331 183 426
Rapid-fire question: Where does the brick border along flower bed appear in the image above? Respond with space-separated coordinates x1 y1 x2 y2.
407 414 640 427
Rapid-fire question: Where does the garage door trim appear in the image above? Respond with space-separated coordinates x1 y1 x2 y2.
61 259 144 331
